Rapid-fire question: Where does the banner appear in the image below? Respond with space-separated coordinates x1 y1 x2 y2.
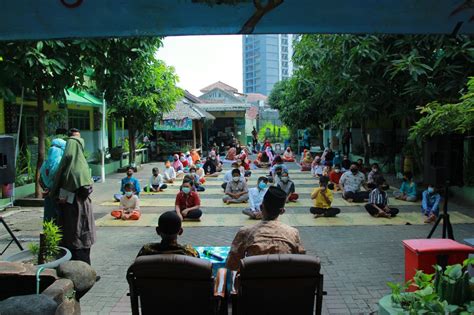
154 118 193 131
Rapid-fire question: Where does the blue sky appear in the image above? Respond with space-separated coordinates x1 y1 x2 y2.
156 35 243 96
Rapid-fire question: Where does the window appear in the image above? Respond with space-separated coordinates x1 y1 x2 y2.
282 46 288 53
68 109 90 131
282 69 288 76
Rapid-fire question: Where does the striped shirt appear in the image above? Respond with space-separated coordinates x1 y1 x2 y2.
368 188 388 207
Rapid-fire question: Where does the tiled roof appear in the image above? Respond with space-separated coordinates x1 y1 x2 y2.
184 90 202 103
200 81 238 93
246 93 268 103
246 106 259 119
162 97 215 121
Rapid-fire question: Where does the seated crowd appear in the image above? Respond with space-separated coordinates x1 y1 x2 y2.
112 143 439 225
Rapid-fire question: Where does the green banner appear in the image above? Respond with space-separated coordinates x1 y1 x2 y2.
154 118 192 131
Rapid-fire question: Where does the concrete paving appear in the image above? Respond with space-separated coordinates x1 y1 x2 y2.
1 160 473 315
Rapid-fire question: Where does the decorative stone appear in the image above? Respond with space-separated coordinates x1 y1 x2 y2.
0 261 27 274
57 260 96 299
0 294 57 315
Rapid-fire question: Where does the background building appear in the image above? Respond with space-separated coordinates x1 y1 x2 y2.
242 34 294 96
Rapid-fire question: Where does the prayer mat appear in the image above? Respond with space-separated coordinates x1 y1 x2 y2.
95 211 474 227
101 198 420 208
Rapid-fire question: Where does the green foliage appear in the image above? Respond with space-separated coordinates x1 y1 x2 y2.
90 38 183 163
15 148 34 187
28 243 39 258
388 258 474 314
42 220 62 262
270 34 474 163
257 123 289 143
409 77 474 140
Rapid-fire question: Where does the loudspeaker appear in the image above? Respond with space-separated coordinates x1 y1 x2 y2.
423 134 464 187
0 136 15 184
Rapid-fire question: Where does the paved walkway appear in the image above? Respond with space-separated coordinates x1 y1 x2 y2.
1 160 473 315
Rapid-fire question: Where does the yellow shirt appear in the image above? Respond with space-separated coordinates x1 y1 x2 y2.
311 187 333 209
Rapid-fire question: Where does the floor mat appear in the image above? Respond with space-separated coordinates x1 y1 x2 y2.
95 211 474 227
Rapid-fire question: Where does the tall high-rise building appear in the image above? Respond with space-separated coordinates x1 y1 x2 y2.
242 34 294 96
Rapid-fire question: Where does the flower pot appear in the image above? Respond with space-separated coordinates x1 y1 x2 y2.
378 294 405 315
4 246 72 269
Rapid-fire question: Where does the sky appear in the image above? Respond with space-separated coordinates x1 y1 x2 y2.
155 35 243 96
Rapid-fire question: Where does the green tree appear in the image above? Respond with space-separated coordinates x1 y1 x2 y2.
90 38 182 164
0 40 89 197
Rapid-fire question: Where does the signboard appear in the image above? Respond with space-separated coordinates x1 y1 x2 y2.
154 118 192 131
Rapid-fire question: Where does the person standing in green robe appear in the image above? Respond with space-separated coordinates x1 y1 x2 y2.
50 128 96 265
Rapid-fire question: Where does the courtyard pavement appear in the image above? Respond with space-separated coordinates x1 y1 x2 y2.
1 159 473 315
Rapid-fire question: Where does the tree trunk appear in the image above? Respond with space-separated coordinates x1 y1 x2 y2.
361 120 370 165
35 88 45 198
128 123 136 166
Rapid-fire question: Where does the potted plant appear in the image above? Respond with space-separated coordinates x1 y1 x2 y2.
379 258 474 314
5 220 71 269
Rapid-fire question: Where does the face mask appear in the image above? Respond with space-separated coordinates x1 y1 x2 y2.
281 176 289 183
125 191 133 197
233 176 240 182
196 164 202 168
191 171 196 175
258 182 267 190
211 157 216 160
182 187 191 194
180 158 185 162
428 187 434 194
335 169 341 173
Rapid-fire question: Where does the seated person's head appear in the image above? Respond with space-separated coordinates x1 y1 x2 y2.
257 176 269 189
403 171 413 181
357 159 363 165
183 175 195 186
231 162 239 169
126 166 134 177
320 176 333 190
274 165 283 177
274 155 283 164
181 181 193 194
371 163 379 172
189 166 197 175
333 164 341 173
427 184 436 194
173 154 179 161
231 168 241 181
165 160 171 168
261 186 287 220
350 163 359 174
124 183 135 196
375 176 387 190
195 160 202 168
260 151 269 162
152 167 159 176
156 211 183 241
280 171 290 183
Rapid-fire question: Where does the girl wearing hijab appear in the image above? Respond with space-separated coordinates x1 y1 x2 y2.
300 149 313 171
282 146 295 162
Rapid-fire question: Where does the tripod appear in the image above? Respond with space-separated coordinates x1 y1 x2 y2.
0 216 23 255
427 182 454 240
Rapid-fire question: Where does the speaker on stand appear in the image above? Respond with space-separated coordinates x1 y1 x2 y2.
423 135 464 240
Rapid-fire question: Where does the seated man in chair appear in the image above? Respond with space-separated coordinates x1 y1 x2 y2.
137 211 199 257
226 186 306 270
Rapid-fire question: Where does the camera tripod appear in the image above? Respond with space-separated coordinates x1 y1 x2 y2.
427 182 454 240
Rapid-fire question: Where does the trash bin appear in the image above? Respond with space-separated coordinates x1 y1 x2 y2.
402 239 474 291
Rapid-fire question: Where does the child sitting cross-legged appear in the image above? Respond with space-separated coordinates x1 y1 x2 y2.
144 167 168 192
310 176 340 218
111 183 141 220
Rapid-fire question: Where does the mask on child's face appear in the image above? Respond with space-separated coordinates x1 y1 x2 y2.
182 187 191 194
281 176 289 183
428 187 434 194
125 191 133 197
258 182 267 190
335 169 341 173
196 164 202 168
233 176 240 182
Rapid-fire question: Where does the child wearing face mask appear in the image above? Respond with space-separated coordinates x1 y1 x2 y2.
421 184 441 223
111 183 141 220
175 181 202 220
243 177 269 219
114 166 141 201
223 169 249 205
365 176 399 218
188 166 205 192
194 160 206 184
144 167 168 192
329 164 343 191
277 171 299 202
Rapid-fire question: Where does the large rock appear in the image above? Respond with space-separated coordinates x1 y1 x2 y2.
57 261 96 299
0 294 57 315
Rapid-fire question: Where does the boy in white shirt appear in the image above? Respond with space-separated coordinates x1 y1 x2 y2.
242 177 268 219
145 167 168 192
111 183 141 220
163 161 177 184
